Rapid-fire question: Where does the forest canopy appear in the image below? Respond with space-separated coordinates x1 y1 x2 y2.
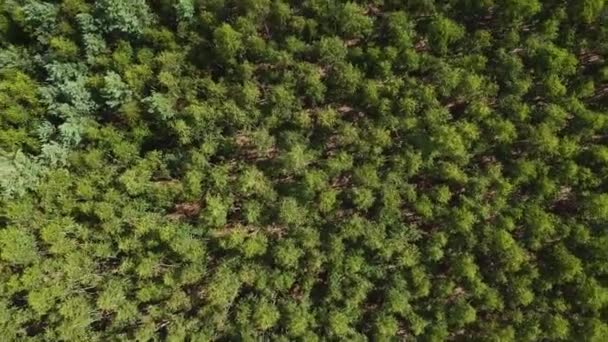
1 0 608 341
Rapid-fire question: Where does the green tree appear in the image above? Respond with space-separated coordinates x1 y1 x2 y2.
213 24 243 62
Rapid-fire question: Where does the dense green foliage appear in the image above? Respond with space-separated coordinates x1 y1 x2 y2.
1 0 608 340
